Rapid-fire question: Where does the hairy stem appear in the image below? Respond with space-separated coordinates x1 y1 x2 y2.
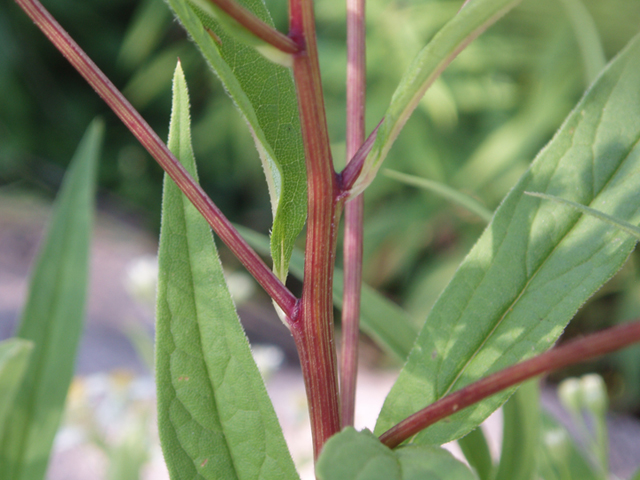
204 0 300 53
340 0 366 427
289 0 342 460
14 0 298 320
379 320 640 448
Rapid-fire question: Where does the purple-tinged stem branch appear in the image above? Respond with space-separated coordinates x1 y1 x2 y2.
205 0 301 53
339 121 380 195
340 0 366 427
379 320 640 449
14 0 298 320
289 0 342 460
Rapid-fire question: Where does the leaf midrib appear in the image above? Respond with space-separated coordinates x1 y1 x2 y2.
181 191 243 480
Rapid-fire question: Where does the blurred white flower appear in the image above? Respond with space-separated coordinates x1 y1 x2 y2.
224 270 256 305
125 255 158 306
580 374 608 416
251 344 284 380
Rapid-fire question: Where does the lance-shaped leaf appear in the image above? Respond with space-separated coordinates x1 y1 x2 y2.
156 63 298 480
375 34 640 444
457 427 493 480
316 428 477 480
350 0 522 196
0 119 101 479
0 339 33 438
166 0 306 282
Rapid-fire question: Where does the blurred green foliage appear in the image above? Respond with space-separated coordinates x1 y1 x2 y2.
2 0 640 410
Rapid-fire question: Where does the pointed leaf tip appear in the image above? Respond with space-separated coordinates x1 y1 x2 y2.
157 66 299 480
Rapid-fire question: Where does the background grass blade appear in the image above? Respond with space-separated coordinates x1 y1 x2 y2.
384 169 493 223
493 381 540 480
0 119 102 480
457 427 493 480
351 0 522 195
236 225 419 361
375 34 640 445
166 0 306 282
0 339 33 437
156 63 298 480
560 0 606 86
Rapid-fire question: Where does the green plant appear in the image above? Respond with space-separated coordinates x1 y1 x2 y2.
4 0 640 479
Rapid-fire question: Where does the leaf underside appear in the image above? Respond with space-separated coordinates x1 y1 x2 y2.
156 63 298 480
375 34 640 445
166 0 306 282
316 428 477 480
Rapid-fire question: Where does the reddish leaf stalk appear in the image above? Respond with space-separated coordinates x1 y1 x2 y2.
289 0 342 460
379 320 640 449
340 0 366 427
205 0 300 53
14 0 298 320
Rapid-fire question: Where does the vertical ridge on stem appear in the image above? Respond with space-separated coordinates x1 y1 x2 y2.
289 0 342 461
340 0 366 428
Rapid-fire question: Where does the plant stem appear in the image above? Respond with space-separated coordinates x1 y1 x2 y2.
340 0 366 428
289 0 342 460
379 319 640 449
14 0 298 320
204 0 301 53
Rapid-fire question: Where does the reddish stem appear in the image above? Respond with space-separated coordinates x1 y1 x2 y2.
340 0 366 427
379 320 640 449
339 121 380 195
205 0 300 53
14 0 298 320
289 0 342 460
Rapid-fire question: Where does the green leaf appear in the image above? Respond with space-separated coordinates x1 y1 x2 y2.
166 0 306 283
156 63 298 480
525 191 640 240
188 0 293 67
0 339 33 438
375 34 640 444
316 427 477 480
0 119 102 479
351 0 522 195
494 381 540 480
393 445 478 480
235 225 419 361
116 0 172 71
384 169 493 223
457 427 493 480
